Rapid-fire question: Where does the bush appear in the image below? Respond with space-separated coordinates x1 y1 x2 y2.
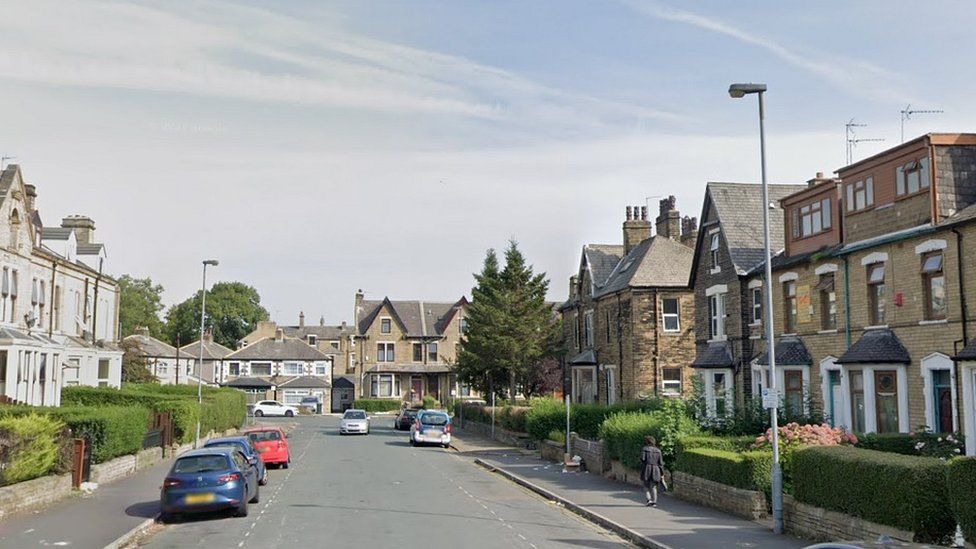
56 406 149 463
948 457 976 544
353 399 403 413
600 403 700 468
0 414 64 485
421 396 439 410
856 433 918 455
526 398 566 441
857 429 965 460
673 447 772 495
524 397 665 441
792 446 954 542
675 435 756 455
547 430 565 444
499 406 529 433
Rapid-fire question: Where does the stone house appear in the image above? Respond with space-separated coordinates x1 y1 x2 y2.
122 329 193 385
179 331 233 385
689 182 806 418
223 328 332 407
560 198 697 405
353 293 470 404
240 313 355 379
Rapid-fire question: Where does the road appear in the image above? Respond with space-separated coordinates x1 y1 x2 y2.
139 415 630 548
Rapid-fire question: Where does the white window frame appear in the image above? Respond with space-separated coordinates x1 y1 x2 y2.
583 310 594 347
314 362 328 376
751 361 810 414
282 361 303 376
707 293 726 341
920 353 957 433
571 366 597 405
709 231 721 273
661 298 680 333
250 361 272 376
661 367 682 395
380 317 392 334
839 363 909 434
700 369 733 418
370 373 398 398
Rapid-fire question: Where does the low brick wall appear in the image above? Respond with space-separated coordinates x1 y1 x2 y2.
92 447 164 485
606 459 644 487
457 420 533 449
540 440 565 462
783 495 913 543
569 434 609 474
0 473 72 521
672 471 767 520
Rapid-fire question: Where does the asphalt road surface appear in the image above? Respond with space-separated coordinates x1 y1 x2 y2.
139 415 630 549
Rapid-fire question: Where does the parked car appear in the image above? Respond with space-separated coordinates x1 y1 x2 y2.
250 400 297 417
410 410 451 448
339 409 369 435
159 447 259 521
393 408 419 431
244 427 291 468
299 396 321 414
203 436 267 486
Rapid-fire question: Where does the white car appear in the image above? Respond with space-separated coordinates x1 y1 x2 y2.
339 409 369 435
250 400 298 417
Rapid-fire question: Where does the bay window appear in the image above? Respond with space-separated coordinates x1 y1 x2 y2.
370 374 400 398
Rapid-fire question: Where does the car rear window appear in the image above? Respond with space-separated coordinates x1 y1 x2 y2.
204 441 246 453
174 455 231 473
248 430 281 442
421 413 448 426
403 410 418 417
344 411 366 420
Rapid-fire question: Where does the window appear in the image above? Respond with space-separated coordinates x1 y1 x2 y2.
1 267 8 322
427 342 438 362
53 285 61 331
784 370 803 416
783 281 797 333
850 370 865 433
922 252 946 320
370 374 399 398
896 157 930 196
377 342 395 362
314 363 328 375
380 318 391 334
661 298 680 332
0 350 6 383
818 274 837 330
605 309 612 342
583 311 594 347
708 294 726 339
846 177 874 212
867 263 886 325
250 362 272 376
662 368 682 395
412 343 423 362
713 372 727 416
751 287 762 324
709 233 720 269
460 318 469 333
283 362 303 375
228 362 241 376
875 370 899 434
793 198 831 238
307 335 317 346
97 358 110 387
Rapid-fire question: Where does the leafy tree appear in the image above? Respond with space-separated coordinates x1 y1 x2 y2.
164 282 268 349
120 338 157 383
118 275 165 339
457 241 562 404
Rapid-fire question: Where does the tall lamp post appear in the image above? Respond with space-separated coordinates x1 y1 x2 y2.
728 82 783 534
195 259 219 448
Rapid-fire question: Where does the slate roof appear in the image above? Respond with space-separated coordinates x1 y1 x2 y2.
357 298 466 337
706 182 807 275
76 243 105 255
755 335 813 366
691 341 735 368
278 376 331 389
570 349 597 365
364 363 453 374
226 336 329 361
583 244 625 292
595 237 693 297
955 338 976 361
333 376 356 389
225 377 274 389
836 328 911 364
280 325 351 340
40 227 72 241
123 334 179 358
180 339 234 360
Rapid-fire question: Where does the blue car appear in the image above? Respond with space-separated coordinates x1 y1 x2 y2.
160 447 259 521
204 436 268 486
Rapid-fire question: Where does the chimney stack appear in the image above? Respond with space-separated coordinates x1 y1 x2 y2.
275 328 284 342
807 171 836 187
24 184 36 213
61 215 95 244
680 216 699 248
569 275 579 300
134 326 149 337
655 196 681 240
622 205 652 254
354 289 365 326
203 329 213 344
321 316 326 327
299 311 305 328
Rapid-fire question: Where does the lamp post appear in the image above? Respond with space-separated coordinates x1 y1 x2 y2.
729 82 783 535
194 259 219 448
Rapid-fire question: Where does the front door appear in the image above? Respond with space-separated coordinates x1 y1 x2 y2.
428 376 439 399
410 376 423 402
827 370 843 427
933 370 953 433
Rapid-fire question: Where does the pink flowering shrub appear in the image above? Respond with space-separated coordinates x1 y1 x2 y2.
753 422 858 450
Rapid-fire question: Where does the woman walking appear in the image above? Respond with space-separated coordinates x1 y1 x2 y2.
639 436 664 507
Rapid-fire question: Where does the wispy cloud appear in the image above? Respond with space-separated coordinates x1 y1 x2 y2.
618 0 906 103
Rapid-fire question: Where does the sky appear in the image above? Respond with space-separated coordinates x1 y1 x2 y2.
0 0 974 325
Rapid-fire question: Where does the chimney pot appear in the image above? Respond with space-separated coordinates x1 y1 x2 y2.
626 206 632 221
299 311 305 328
322 316 327 327
61 215 95 244
275 328 284 342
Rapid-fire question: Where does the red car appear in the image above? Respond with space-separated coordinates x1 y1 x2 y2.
244 427 291 468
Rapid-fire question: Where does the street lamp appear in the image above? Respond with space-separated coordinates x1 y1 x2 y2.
728 82 783 535
195 259 219 448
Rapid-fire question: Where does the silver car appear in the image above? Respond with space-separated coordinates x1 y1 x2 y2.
339 409 370 435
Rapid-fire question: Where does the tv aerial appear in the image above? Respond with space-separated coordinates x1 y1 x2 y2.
845 119 884 165
900 104 943 142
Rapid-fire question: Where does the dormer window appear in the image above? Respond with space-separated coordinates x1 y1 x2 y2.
792 198 831 238
307 335 317 346
846 177 874 212
380 318 391 334
896 157 930 196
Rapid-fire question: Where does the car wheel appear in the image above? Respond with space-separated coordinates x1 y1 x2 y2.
259 471 268 486
250 486 260 504
283 457 290 469
236 498 249 517
254 410 264 417
442 443 449 449
410 438 416 447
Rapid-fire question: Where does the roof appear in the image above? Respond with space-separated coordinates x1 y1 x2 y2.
224 377 275 389
836 133 976 175
595 237 693 297
278 376 331 389
180 339 234 360
836 328 911 364
40 227 72 241
76 243 104 255
280 325 351 340
954 338 976 361
755 335 813 366
364 363 453 374
691 341 734 368
226 336 329 361
357 297 466 337
333 376 356 389
569 349 597 365
703 182 807 276
583 244 625 293
123 334 178 358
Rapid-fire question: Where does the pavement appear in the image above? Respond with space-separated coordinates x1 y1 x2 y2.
450 430 808 549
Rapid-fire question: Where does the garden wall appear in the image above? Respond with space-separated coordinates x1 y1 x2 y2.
456 419 532 448
783 495 914 543
672 471 766 520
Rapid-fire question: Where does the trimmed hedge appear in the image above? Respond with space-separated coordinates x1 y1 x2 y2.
600 406 700 468
673 447 772 495
0 414 64 485
353 399 403 413
791 445 954 542
525 398 664 441
499 406 529 433
856 433 917 456
675 435 756 456
948 457 976 544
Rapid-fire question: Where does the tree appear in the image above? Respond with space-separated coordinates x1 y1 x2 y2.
457 241 562 404
118 275 165 339
120 338 157 383
164 282 269 349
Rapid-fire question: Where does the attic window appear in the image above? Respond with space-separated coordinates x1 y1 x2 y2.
619 259 635 272
307 335 317 345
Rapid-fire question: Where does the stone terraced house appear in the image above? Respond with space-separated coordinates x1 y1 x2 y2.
223 329 332 408
560 198 697 405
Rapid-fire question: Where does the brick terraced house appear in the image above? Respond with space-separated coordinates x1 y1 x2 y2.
560 198 697 404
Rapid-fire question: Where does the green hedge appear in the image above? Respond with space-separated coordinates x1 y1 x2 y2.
353 399 403 413
675 435 756 456
673 448 772 495
792 446 953 541
948 457 976 544
525 398 664 441
600 406 700 468
0 414 64 485
856 433 917 455
499 406 529 433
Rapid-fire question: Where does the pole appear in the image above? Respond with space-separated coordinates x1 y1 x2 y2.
491 391 495 439
564 393 571 457
194 263 209 449
757 91 783 535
